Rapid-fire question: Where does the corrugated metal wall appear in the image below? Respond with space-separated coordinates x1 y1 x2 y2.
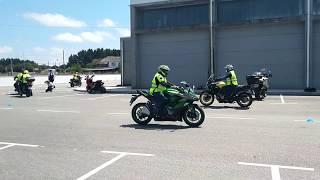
121 38 133 86
313 20 320 89
137 30 210 88
216 23 305 89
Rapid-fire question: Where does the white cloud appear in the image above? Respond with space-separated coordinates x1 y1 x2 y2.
33 47 46 53
0 46 13 54
52 31 115 44
53 33 83 43
80 31 115 43
24 13 86 28
99 18 116 27
115 28 131 37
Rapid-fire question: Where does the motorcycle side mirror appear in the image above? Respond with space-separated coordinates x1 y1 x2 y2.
180 81 190 87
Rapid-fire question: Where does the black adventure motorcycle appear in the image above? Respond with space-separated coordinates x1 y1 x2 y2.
200 74 253 108
16 78 35 97
130 81 205 128
246 69 272 100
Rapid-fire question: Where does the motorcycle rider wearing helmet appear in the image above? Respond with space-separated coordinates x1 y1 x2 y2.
21 70 31 85
14 70 24 91
73 72 80 80
216 64 238 99
150 65 174 116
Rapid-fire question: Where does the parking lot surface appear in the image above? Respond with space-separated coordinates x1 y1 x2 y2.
0 85 319 180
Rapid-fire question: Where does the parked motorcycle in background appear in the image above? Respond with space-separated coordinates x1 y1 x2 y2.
69 76 82 87
246 69 272 100
200 74 253 108
85 74 107 94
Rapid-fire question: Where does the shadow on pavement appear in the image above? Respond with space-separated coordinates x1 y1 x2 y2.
120 124 192 131
201 106 250 110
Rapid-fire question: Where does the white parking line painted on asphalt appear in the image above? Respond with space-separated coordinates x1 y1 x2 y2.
269 103 298 105
77 151 154 180
107 113 129 115
208 116 256 120
280 94 285 104
0 144 15 150
0 142 40 151
80 94 122 101
101 151 155 156
0 107 13 110
37 110 81 114
238 162 314 180
39 94 83 100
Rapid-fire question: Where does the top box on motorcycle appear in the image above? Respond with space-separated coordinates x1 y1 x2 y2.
246 75 260 85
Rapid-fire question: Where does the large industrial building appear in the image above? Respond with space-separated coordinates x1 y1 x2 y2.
121 0 320 90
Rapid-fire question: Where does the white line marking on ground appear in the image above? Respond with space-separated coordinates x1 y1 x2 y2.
280 94 285 104
107 113 129 115
269 103 298 105
294 120 306 122
37 110 80 114
208 116 256 120
101 151 155 157
0 107 13 110
0 144 15 150
77 151 154 180
39 94 81 99
77 153 127 180
0 142 40 151
80 94 122 101
238 162 314 180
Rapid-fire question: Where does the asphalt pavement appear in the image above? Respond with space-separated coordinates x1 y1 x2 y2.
0 84 319 180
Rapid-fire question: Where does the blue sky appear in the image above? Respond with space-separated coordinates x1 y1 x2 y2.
0 0 130 65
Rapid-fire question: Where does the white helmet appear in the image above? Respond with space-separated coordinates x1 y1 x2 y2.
225 64 234 72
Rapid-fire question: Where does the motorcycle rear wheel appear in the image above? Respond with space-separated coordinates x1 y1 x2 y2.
183 105 205 128
131 103 152 125
236 93 253 108
254 89 265 100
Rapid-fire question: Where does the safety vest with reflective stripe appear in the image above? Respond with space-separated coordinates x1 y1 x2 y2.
16 73 23 82
226 70 238 86
150 72 167 94
22 73 31 83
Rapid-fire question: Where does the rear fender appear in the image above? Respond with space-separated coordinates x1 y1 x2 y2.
130 94 141 106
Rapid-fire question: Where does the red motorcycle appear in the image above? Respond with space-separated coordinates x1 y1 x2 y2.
85 75 107 94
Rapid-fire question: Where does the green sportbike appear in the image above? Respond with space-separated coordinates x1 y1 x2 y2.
130 82 205 128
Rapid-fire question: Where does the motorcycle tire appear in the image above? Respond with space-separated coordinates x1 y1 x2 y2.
254 89 265 101
200 91 214 106
26 89 31 97
131 103 152 125
183 104 205 128
99 87 107 94
70 82 74 87
236 93 253 108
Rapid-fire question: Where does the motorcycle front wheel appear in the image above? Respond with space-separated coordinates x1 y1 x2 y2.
200 91 214 106
26 89 32 97
183 105 205 128
131 103 152 125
